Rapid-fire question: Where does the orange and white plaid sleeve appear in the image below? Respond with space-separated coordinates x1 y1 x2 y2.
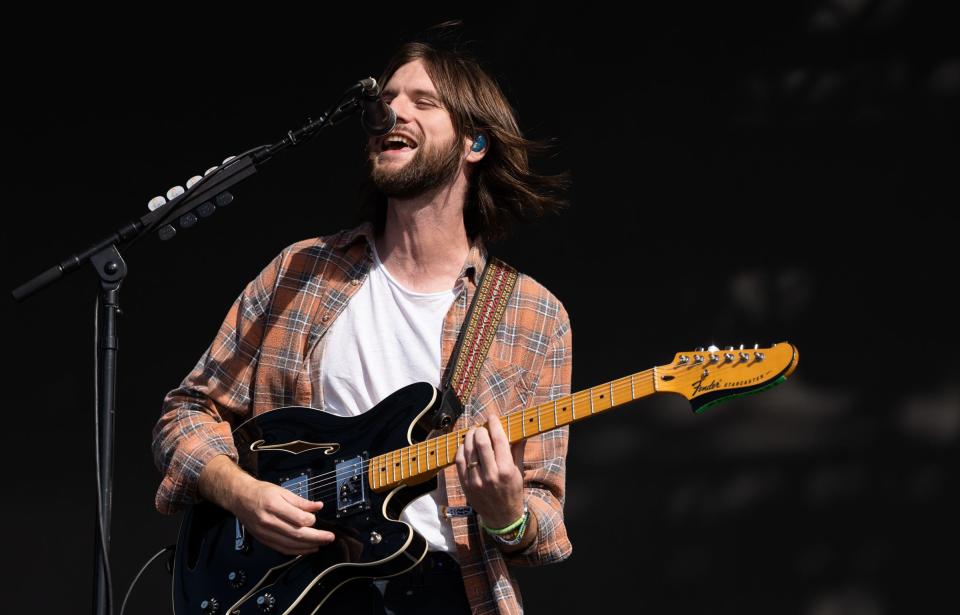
151 249 286 514
506 311 574 566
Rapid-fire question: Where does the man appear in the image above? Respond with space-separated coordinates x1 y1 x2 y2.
153 31 573 615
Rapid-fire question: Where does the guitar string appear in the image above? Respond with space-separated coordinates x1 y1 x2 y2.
294 380 638 494
298 358 772 501
292 374 661 499
280 375 657 501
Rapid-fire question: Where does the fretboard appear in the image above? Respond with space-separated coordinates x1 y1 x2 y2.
368 368 657 491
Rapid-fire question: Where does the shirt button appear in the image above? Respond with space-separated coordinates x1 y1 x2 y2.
351 278 360 286
321 314 330 323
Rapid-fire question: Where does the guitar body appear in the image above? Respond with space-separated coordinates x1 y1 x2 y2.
172 381 443 615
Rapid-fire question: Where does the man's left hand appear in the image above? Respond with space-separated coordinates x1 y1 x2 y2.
455 409 526 528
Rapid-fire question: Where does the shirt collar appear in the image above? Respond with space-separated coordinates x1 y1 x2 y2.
333 222 488 286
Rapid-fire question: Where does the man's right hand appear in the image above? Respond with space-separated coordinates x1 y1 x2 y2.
199 455 336 555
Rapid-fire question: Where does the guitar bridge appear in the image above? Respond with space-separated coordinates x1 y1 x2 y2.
334 454 370 518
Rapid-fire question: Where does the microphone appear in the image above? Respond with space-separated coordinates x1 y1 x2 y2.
358 77 397 137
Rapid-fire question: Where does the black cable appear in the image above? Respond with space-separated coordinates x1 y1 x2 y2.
120 545 176 615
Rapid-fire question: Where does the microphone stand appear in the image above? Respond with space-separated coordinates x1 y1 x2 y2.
11 78 376 615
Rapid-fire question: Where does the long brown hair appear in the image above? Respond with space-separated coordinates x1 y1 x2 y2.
362 22 570 243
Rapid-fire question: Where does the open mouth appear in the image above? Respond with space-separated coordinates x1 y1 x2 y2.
380 133 419 154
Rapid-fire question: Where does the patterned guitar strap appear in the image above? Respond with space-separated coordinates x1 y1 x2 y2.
429 256 519 431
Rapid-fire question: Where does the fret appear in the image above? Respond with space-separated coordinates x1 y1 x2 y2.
571 395 576 420
390 450 396 484
521 406 527 437
553 399 558 427
609 381 615 406
630 373 636 399
372 457 378 490
416 443 422 474
589 387 595 414
537 404 542 432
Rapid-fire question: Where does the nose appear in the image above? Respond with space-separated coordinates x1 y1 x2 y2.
387 95 414 123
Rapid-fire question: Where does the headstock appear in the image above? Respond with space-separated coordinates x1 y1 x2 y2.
657 342 799 413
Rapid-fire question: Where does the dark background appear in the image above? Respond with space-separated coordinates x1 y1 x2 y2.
6 4 958 614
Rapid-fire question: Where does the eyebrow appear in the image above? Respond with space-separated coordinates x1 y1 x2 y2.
382 87 440 99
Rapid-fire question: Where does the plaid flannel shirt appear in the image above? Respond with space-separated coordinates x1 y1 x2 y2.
152 222 573 614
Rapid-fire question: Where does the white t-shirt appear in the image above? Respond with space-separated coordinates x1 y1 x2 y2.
318 240 461 553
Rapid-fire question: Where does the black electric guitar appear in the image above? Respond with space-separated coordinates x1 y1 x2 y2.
172 342 799 614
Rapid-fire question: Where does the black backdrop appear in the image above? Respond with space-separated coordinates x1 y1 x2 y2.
6 5 958 614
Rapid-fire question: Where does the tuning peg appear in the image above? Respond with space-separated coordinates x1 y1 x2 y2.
726 346 735 351
166 185 185 201
186 175 203 189
147 196 166 211
695 347 705 352
754 343 759 349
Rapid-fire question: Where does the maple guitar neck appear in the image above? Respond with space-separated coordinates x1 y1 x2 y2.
368 341 799 491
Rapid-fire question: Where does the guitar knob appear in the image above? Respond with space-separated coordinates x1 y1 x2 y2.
200 598 219 614
227 570 246 588
256 593 276 613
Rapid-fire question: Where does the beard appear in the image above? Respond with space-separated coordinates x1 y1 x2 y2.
367 133 462 199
